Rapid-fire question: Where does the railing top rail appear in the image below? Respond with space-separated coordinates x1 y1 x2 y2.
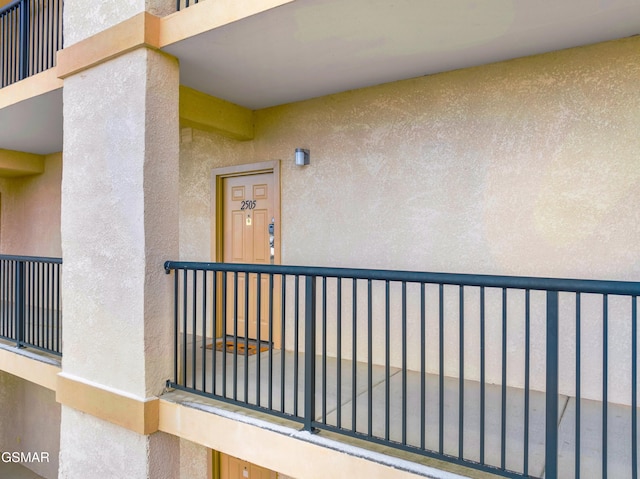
0 0 22 15
0 254 62 264
164 260 640 296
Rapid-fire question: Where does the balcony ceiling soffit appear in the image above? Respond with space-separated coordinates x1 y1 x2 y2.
162 0 640 109
0 89 62 156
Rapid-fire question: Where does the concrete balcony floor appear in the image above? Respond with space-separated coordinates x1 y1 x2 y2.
176 339 637 479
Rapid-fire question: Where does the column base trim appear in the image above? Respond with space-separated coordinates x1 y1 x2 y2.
56 373 159 435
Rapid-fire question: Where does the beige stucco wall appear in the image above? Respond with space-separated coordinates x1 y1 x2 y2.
179 438 210 479
179 37 639 404
0 371 60 479
0 152 62 257
181 36 639 279
59 406 179 479
59 41 180 477
61 47 179 398
64 0 173 46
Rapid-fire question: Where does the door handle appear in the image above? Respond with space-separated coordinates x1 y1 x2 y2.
269 218 275 264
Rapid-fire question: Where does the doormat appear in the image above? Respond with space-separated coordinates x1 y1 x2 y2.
205 337 270 356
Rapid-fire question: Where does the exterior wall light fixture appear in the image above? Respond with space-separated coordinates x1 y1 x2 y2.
295 148 310 166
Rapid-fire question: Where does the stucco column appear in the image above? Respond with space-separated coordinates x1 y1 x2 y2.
58 45 179 478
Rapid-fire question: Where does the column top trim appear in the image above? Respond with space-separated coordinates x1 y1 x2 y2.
57 12 162 80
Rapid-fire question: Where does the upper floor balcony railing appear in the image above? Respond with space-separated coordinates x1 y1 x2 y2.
0 0 63 88
0 254 62 356
176 0 199 11
165 260 640 479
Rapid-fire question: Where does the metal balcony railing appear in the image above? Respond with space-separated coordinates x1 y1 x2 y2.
0 255 62 356
0 0 63 88
176 0 199 11
165 260 640 479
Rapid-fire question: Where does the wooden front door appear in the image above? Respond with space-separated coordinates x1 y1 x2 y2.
222 172 275 343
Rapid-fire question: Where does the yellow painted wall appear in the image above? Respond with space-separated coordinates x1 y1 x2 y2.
0 152 62 257
179 37 640 403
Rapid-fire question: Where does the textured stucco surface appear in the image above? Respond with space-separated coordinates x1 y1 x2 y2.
0 371 60 479
61 47 179 399
0 152 62 257
181 36 640 279
179 37 640 403
59 406 179 479
60 46 180 477
179 438 210 479
64 0 174 46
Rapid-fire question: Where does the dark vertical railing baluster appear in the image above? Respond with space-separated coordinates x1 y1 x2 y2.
480 286 486 464
304 275 317 431
56 262 60 353
402 281 407 445
322 276 327 424
420 282 426 450
633 295 637 479
19 0 28 80
352 278 357 432
7 260 10 340
294 275 300 416
38 262 43 347
524 289 531 477
191 270 197 389
211 271 217 396
385 280 390 441
38 0 43 73
173 269 178 383
280 275 286 413
459 285 464 458
39 262 43 349
10 262 14 339
32 262 36 346
201 271 207 392
9 10 14 85
222 272 228 397
367 278 372 437
575 292 581 479
16 260 25 348
181 268 187 386
546 290 559 479
268 273 273 410
4 260 7 338
501 288 507 470
37 262 40 347
41 261 45 349
439 283 444 455
33 265 37 344
49 0 54 67
233 272 238 401
4 260 8 338
244 272 250 403
603 294 609 479
28 0 33 75
26 262 31 345
337 277 342 428
46 263 51 350
41 263 49 347
256 272 262 406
